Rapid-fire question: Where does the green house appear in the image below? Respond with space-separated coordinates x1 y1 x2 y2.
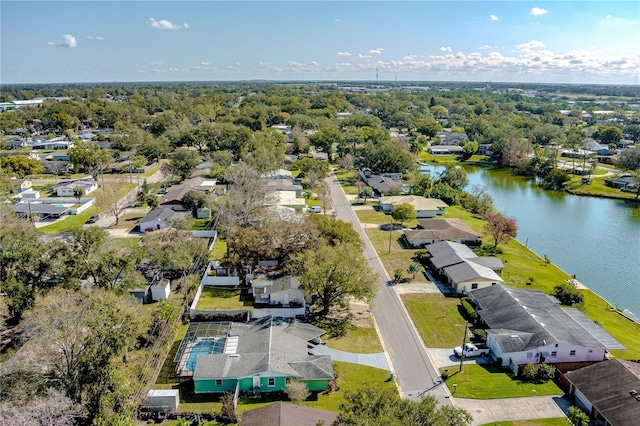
192 317 333 394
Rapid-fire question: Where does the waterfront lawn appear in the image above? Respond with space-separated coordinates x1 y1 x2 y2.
401 293 465 348
355 208 420 228
442 364 563 399
323 317 383 354
566 175 638 200
478 419 569 426
38 206 99 234
195 286 245 310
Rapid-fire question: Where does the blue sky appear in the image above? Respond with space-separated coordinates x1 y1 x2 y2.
2 1 639 84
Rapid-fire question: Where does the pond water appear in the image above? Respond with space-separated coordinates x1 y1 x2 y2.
420 164 640 319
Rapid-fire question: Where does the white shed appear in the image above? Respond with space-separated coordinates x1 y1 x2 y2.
147 389 179 412
151 279 171 301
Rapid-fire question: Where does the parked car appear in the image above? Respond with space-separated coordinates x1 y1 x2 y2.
86 214 99 224
307 206 322 213
453 343 490 358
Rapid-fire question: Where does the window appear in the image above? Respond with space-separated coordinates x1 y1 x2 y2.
286 378 291 385
555 343 558 348
570 350 576 356
215 379 223 387
268 378 275 387
527 352 533 358
471 283 478 289
550 351 557 357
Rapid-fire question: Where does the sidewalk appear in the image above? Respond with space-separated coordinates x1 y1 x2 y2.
310 344 390 371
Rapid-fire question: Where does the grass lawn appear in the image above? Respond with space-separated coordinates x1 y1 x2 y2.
478 419 569 426
565 175 638 200
442 364 563 399
193 218 214 230
419 151 458 163
401 293 466 348
336 171 360 195
365 227 430 283
210 238 227 261
110 237 141 249
195 286 246 310
108 212 145 231
38 206 99 234
323 317 383 354
355 208 420 229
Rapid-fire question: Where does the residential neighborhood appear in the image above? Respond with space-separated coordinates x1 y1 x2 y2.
1 81 639 426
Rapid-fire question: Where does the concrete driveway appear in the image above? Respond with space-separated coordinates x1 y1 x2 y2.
453 395 571 426
428 348 494 369
310 344 391 371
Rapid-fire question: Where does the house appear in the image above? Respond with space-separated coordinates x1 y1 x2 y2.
469 285 622 370
183 317 333 394
404 218 480 247
366 175 405 195
138 208 185 232
160 179 214 211
425 241 504 293
378 195 448 218
41 160 70 175
51 152 70 162
242 403 339 426
8 178 32 193
427 145 464 155
583 139 610 156
262 168 293 180
53 179 98 196
443 132 469 145
248 273 308 308
607 174 636 189
564 360 640 426
266 192 307 211
11 201 69 221
31 140 73 150
478 143 493 156
265 179 303 197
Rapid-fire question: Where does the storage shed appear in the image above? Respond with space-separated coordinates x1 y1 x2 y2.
146 389 179 412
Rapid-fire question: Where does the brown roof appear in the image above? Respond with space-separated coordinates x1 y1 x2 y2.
566 360 640 426
406 218 479 241
241 403 339 426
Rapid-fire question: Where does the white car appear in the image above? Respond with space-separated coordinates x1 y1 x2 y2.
453 343 490 358
307 206 322 213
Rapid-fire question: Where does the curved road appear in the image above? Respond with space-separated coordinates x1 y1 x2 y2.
324 173 451 405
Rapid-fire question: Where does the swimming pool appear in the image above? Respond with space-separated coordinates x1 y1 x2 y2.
186 340 217 371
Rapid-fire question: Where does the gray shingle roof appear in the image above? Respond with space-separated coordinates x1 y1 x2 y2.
443 261 503 283
242 403 339 426
139 207 180 223
472 285 605 352
193 317 332 381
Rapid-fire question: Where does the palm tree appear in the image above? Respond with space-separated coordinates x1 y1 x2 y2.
567 406 589 426
72 186 84 201
393 269 404 284
408 263 420 281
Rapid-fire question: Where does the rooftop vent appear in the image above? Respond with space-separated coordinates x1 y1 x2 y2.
228 354 240 358
510 335 519 338
631 390 638 396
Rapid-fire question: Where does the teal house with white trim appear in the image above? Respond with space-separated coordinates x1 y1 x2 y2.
189 317 333 394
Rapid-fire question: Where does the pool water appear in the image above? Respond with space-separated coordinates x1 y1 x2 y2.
186 340 217 371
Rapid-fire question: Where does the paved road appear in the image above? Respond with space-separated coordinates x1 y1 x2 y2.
324 172 451 405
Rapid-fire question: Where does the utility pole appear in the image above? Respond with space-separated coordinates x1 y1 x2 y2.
458 323 468 373
388 216 393 254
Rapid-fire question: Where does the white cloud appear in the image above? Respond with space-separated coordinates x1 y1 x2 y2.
478 45 492 50
369 48 384 55
147 18 189 30
440 46 452 52
201 62 210 66
606 15 613 19
404 54 419 61
358 53 372 59
334 18 341 23
530 7 548 16
87 35 104 41
337 52 352 57
310 61 319 66
516 40 545 50
47 34 77 48
490 15 499 21
150 61 163 66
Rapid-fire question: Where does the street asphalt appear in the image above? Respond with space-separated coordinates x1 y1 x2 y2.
324 172 452 405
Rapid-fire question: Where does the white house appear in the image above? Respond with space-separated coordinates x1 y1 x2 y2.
262 168 293 180
378 195 448 218
138 208 185 232
470 285 621 370
53 179 98 196
249 274 309 308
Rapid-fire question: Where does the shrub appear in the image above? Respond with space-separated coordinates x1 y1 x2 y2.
312 317 348 338
553 283 584 306
460 297 478 323
520 362 556 384
285 380 311 404
414 250 430 264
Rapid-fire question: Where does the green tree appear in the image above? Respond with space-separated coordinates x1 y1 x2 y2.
361 139 414 174
285 379 311 405
68 142 112 180
623 124 640 143
391 202 416 226
408 263 420 280
430 105 449 118
541 168 570 190
310 127 342 161
617 147 640 171
0 156 45 178
72 186 84 200
411 174 434 197
339 384 472 426
141 228 208 275
393 268 404 283
167 147 200 181
461 141 479 160
288 244 377 316
358 186 374 203
310 215 361 247
130 154 147 184
593 125 623 144
438 164 469 191
483 211 518 249
553 283 584 306
182 189 209 216
567 406 590 426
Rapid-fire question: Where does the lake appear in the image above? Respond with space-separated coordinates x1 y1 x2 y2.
420 164 640 319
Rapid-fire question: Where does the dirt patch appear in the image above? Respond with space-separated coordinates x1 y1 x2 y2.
325 297 374 329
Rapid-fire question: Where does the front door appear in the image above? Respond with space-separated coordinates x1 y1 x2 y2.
253 375 260 389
